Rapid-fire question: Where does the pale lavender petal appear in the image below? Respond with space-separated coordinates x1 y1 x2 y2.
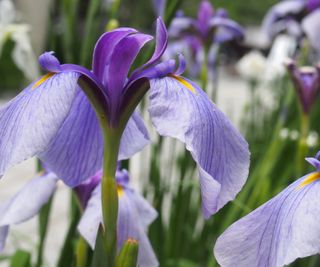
210 17 244 43
40 90 148 187
0 72 79 178
262 0 305 38
169 17 196 37
152 0 166 16
0 226 9 252
214 175 320 267
78 185 158 266
118 111 150 160
0 172 58 226
148 77 250 218
302 10 320 54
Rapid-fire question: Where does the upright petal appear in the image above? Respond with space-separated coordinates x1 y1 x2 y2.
0 226 9 251
214 174 320 267
0 172 58 226
92 28 137 82
148 77 250 218
197 0 214 37
0 72 79 178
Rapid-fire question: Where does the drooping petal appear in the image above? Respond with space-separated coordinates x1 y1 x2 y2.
209 17 244 43
0 172 58 226
302 10 320 54
0 226 9 252
78 185 158 267
148 77 250 218
168 17 196 38
40 90 148 187
0 72 79 178
262 0 305 38
214 174 320 267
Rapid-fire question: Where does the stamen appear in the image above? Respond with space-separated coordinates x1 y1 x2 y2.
117 185 124 197
32 72 55 89
169 74 196 94
297 172 320 188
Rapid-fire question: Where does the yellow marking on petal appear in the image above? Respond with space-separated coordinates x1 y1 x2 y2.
117 185 124 197
297 172 320 189
32 72 55 89
169 74 196 94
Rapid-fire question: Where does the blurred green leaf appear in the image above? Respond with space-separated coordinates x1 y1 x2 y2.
10 250 31 267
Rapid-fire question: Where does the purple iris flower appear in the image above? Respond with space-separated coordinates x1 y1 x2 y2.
286 59 320 114
0 18 249 218
78 167 158 267
263 0 320 54
167 0 244 78
214 152 320 267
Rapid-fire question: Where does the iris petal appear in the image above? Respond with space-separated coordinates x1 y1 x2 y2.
0 72 79 178
0 172 58 250
148 77 250 218
78 184 158 267
214 175 320 267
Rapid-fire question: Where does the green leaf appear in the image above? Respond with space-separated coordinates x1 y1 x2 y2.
10 250 31 267
91 225 107 267
116 239 139 267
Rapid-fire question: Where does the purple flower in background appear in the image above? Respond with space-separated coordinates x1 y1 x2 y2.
78 167 158 267
214 153 320 267
286 59 320 114
263 0 320 54
167 0 244 78
0 170 58 251
152 0 166 17
0 17 249 219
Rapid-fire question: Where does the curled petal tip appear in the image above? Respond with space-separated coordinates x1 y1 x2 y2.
38 51 61 72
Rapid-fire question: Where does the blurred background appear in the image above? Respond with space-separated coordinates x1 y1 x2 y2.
1 0 320 266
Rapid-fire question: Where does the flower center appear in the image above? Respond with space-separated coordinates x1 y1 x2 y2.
32 72 55 89
298 172 320 188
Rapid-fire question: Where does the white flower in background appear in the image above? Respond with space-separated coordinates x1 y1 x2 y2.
279 128 290 139
0 0 39 81
307 131 319 148
290 129 300 140
236 50 267 81
264 34 296 81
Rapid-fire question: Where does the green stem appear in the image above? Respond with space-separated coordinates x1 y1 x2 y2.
101 129 121 267
200 53 208 92
296 112 310 176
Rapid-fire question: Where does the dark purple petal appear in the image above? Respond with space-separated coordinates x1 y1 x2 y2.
92 28 137 82
306 0 320 12
0 72 79 177
107 33 153 119
148 77 250 218
130 18 168 79
209 17 244 43
286 61 320 114
0 227 9 252
39 51 62 72
197 0 214 37
214 174 320 267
